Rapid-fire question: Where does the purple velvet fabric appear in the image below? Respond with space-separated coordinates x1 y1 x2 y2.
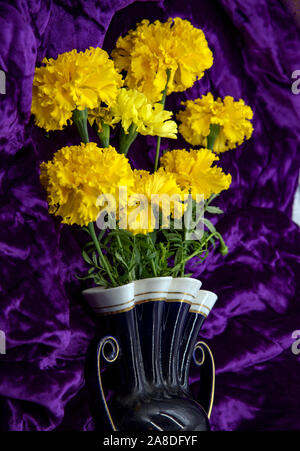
0 0 300 431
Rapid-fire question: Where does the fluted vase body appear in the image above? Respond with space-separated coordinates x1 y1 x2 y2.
83 277 217 432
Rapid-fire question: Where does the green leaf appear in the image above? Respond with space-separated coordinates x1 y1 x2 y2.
114 251 129 268
150 230 157 244
209 236 216 249
83 240 95 250
76 273 96 281
203 218 217 233
82 250 93 265
81 227 91 236
205 205 224 215
92 252 98 267
97 229 106 241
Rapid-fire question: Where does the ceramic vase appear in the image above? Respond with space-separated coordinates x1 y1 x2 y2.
83 277 217 431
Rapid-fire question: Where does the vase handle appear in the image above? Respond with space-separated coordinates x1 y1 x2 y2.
96 335 120 431
192 341 215 419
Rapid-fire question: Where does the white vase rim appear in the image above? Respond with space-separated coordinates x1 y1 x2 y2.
189 289 218 316
82 281 134 295
82 278 217 317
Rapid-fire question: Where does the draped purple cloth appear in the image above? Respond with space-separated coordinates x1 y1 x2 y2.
0 0 300 431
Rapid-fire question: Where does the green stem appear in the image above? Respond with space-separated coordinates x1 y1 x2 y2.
119 123 138 155
184 232 227 265
116 230 123 254
154 137 162 172
72 108 89 143
154 68 171 172
88 222 117 287
216 232 228 255
116 228 133 282
180 247 186 277
200 228 228 256
97 121 110 148
207 123 220 151
180 225 188 277
172 230 227 276
129 235 136 282
147 235 158 277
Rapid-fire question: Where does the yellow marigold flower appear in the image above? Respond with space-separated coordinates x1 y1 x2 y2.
40 143 134 226
88 106 115 132
32 47 123 131
124 169 185 235
160 148 231 199
112 18 213 103
177 93 253 153
89 88 177 138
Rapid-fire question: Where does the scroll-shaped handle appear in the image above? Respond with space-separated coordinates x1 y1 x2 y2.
192 341 215 419
96 336 120 431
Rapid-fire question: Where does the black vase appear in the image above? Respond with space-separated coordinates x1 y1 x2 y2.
83 277 217 431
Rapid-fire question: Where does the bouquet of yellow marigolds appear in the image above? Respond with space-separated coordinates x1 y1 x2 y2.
32 18 253 288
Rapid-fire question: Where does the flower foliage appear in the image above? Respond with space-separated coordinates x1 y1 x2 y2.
160 148 232 199
34 17 255 287
40 143 133 226
177 93 253 152
32 47 123 131
89 88 177 138
112 18 213 103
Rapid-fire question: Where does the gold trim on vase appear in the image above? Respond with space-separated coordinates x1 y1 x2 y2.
92 298 135 311
189 309 208 317
134 290 196 299
164 298 192 305
193 343 205 366
198 304 211 312
97 336 120 431
194 341 215 419
135 297 193 306
93 294 205 316
95 304 135 316
135 297 167 305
